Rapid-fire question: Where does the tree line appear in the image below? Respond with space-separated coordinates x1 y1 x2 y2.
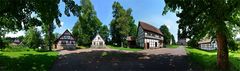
72 1 137 47
0 0 175 50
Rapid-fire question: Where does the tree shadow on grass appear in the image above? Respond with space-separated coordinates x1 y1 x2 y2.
187 52 217 70
0 53 58 71
229 56 240 71
51 50 202 71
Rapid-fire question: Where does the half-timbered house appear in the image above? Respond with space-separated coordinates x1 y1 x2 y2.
54 30 76 50
136 21 164 49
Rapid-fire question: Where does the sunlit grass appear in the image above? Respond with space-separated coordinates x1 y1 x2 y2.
185 47 240 71
166 45 179 48
0 49 58 71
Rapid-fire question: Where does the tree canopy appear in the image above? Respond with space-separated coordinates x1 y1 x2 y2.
0 0 79 50
72 0 102 46
163 0 240 70
23 27 42 49
99 25 110 44
159 25 172 45
171 35 176 45
110 2 135 47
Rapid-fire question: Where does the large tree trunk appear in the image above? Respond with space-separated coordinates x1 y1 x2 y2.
216 31 229 70
48 24 52 51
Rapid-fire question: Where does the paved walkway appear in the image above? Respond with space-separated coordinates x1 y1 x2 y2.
50 46 201 71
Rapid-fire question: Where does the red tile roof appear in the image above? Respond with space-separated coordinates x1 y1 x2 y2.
139 21 163 35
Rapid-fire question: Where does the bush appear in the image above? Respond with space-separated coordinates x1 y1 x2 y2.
187 39 199 48
2 45 31 52
0 38 10 50
36 48 50 52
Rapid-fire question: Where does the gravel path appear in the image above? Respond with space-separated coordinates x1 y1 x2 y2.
139 46 187 56
50 46 201 71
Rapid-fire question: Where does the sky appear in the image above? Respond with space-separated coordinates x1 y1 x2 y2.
6 0 180 41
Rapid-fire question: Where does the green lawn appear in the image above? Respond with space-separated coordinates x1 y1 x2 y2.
185 47 240 71
0 50 58 71
166 45 179 48
107 45 143 52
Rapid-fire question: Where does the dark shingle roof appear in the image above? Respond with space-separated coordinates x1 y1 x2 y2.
139 21 163 35
54 29 75 43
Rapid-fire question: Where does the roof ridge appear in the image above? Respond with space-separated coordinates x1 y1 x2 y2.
139 21 163 35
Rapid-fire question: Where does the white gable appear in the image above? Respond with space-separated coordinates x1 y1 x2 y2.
91 34 106 48
92 34 105 42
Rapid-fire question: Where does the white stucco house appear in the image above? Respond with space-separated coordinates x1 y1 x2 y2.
91 34 106 48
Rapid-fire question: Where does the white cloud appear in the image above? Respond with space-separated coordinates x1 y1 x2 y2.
236 34 240 38
5 31 25 37
36 26 42 31
31 13 37 17
60 22 64 27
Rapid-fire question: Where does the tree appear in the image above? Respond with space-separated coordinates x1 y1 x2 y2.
17 36 24 42
110 2 135 47
159 25 171 45
0 0 79 50
171 35 176 45
129 22 137 37
163 0 240 70
72 0 102 46
127 9 137 37
99 25 109 44
23 27 42 49
53 32 60 40
0 0 42 48
72 21 82 45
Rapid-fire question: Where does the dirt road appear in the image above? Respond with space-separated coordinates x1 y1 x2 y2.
51 46 201 71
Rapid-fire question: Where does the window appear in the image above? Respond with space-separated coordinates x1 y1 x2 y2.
63 36 71 39
61 41 65 44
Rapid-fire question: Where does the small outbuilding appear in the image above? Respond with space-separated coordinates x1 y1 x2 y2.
198 39 217 50
127 36 136 47
91 34 106 48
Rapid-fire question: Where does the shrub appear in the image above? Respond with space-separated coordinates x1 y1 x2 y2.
0 38 10 50
2 45 31 52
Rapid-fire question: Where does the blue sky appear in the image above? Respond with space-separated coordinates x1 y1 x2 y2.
6 0 179 40
56 0 179 40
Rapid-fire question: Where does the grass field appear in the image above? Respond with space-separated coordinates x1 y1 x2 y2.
0 50 58 71
185 47 240 71
107 45 143 52
166 45 179 48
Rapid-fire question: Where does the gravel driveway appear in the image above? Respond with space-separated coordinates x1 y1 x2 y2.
139 46 187 56
50 46 201 71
